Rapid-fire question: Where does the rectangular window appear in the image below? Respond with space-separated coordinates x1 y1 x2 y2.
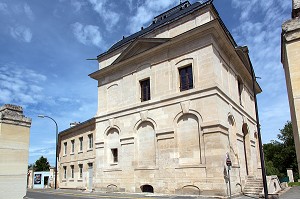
88 134 93 149
79 137 83 151
179 65 193 91
111 148 118 163
140 78 150 101
238 79 243 105
70 165 74 178
78 164 83 178
71 140 75 153
64 142 67 155
63 166 67 179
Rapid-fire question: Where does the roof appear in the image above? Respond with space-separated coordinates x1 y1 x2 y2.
97 0 215 59
58 117 95 137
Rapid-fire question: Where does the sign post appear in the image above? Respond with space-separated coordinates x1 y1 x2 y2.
226 153 232 199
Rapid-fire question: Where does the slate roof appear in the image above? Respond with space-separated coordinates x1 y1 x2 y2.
97 0 223 59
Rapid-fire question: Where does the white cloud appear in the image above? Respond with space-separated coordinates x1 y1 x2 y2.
0 64 47 105
24 3 34 20
71 0 86 12
10 25 32 42
0 2 8 14
230 0 290 142
88 0 120 31
71 22 104 47
128 0 176 33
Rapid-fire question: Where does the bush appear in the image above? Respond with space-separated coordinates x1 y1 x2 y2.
288 182 300 187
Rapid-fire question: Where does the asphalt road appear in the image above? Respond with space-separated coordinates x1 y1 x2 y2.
24 187 300 199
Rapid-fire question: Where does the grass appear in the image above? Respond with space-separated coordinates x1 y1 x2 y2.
288 182 300 187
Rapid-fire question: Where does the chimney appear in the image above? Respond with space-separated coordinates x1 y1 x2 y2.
70 122 80 127
292 0 300 18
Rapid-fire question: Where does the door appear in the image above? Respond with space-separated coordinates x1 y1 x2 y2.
88 163 93 191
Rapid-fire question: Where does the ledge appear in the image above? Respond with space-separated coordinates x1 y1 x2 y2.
134 166 159 171
175 164 206 169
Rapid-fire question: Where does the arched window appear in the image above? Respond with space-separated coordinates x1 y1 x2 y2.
106 128 120 164
177 114 200 165
137 122 156 167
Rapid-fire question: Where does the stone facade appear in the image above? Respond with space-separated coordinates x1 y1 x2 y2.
58 118 95 190
282 0 300 179
0 104 31 199
59 1 262 196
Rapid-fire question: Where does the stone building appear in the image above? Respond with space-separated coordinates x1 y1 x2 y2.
0 104 32 199
58 0 262 196
282 0 300 178
58 118 95 190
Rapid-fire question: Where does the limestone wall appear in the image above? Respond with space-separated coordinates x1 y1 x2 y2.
0 104 31 199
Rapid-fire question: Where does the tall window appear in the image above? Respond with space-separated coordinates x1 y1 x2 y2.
70 165 74 178
64 142 67 155
71 140 75 153
111 148 118 163
179 65 193 91
88 134 93 149
140 79 150 101
238 78 243 105
78 164 83 178
63 166 67 179
79 137 83 151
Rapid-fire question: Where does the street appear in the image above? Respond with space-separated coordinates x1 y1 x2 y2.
24 187 300 199
24 189 256 199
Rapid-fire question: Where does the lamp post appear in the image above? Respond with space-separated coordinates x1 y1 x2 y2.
249 63 268 198
38 115 58 190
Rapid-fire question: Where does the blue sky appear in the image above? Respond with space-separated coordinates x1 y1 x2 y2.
0 0 291 166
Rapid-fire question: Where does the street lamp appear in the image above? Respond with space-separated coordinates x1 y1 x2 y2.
38 115 58 190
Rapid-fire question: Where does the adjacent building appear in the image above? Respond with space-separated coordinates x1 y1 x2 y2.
58 118 95 190
58 1 262 196
0 104 32 199
282 0 300 178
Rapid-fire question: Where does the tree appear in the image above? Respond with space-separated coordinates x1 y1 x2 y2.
34 156 50 171
263 121 299 180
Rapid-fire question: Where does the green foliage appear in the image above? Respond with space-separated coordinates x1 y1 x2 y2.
263 121 299 181
288 182 300 187
34 156 50 171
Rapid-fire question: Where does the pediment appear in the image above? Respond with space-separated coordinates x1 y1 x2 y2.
112 38 170 65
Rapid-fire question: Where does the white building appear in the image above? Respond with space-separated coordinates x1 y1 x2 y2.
59 1 263 196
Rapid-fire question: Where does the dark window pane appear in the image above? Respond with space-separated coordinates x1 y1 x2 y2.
179 65 193 91
140 79 150 101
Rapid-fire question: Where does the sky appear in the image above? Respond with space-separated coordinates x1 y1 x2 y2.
0 0 292 166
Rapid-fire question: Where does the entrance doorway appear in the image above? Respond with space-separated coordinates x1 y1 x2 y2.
44 176 49 188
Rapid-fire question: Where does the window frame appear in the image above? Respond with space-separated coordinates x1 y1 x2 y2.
88 134 93 149
79 137 83 152
237 77 243 106
111 148 118 163
140 78 151 102
78 164 83 179
70 165 74 179
64 142 67 155
179 65 193 91
63 166 67 179
71 140 75 154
